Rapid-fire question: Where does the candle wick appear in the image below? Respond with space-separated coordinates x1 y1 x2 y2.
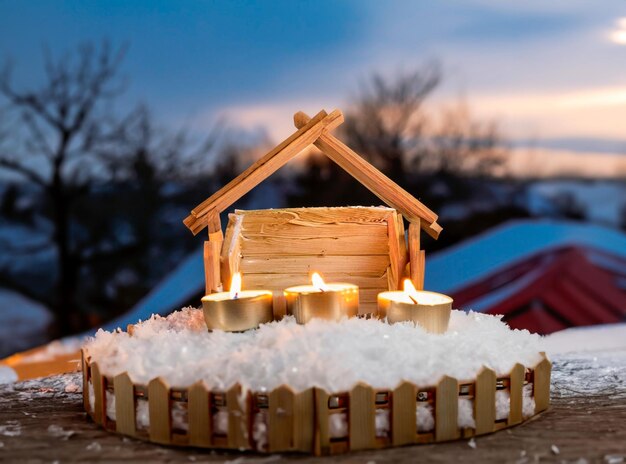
409 295 419 304
234 292 239 300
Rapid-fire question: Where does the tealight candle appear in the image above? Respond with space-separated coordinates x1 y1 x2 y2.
284 272 359 324
201 273 273 331
377 279 452 334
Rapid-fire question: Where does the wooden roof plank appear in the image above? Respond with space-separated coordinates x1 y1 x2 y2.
293 111 440 238
186 110 343 224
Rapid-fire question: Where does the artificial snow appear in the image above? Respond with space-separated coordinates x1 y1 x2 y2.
213 410 228 435
252 412 268 451
522 384 536 418
495 390 510 421
329 413 348 438
417 403 434 432
375 409 390 437
458 398 475 429
136 399 149 429
84 308 543 393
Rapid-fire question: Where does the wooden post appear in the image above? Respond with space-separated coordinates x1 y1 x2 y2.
396 214 408 282
349 383 376 451
91 362 103 425
204 212 223 295
227 384 250 450
534 354 552 413
408 222 425 290
268 385 294 452
148 378 171 444
114 373 136 436
475 367 496 435
387 212 404 291
508 364 525 426
435 376 459 442
188 381 212 447
392 382 417 446
314 389 330 456
81 350 89 413
293 388 314 452
272 291 287 320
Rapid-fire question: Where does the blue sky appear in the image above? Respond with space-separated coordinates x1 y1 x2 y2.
1 0 626 176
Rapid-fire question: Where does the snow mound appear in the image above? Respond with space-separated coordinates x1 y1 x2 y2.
84 308 543 392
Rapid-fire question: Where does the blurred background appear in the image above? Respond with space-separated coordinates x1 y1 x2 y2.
0 1 625 358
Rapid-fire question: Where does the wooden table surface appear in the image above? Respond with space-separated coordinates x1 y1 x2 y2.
1 351 625 463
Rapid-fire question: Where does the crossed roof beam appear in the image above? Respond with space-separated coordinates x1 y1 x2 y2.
183 109 442 239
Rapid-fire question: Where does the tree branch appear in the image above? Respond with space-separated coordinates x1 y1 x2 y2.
0 157 47 186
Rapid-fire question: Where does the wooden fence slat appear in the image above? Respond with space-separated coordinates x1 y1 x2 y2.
508 364 525 426
435 376 459 442
475 367 496 435
534 354 552 413
269 385 294 452
81 350 89 413
114 373 136 436
349 383 376 451
188 381 211 447
314 389 330 456
293 388 314 452
91 362 103 425
227 384 250 450
392 382 417 446
148 378 171 444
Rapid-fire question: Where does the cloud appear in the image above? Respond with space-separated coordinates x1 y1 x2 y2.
506 147 626 178
452 85 626 140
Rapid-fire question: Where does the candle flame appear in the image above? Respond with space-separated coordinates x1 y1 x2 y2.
403 279 421 304
230 272 242 299
312 272 329 292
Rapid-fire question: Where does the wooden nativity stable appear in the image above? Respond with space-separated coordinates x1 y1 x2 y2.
183 109 443 315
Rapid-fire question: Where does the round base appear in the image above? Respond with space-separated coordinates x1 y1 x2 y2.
82 350 551 455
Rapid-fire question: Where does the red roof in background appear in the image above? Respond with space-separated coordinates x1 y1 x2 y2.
453 247 626 334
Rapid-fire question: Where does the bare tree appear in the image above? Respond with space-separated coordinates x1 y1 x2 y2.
342 65 506 181
0 42 130 334
0 42 229 337
342 64 441 185
424 101 507 177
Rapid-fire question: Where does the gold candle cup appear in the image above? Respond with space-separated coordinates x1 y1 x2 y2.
284 283 359 324
377 290 453 334
202 290 273 332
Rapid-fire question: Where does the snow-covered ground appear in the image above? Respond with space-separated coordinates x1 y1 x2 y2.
426 219 626 294
0 289 52 357
526 180 626 227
